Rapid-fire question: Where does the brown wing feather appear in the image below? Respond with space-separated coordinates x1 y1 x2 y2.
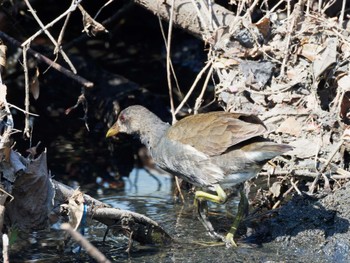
166 111 268 156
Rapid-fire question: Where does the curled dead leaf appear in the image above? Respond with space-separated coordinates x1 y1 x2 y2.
255 17 270 39
30 67 40 100
0 42 6 69
62 189 85 230
269 182 282 198
276 117 302 136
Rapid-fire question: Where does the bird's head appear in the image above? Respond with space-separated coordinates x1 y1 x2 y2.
106 105 168 140
106 105 145 138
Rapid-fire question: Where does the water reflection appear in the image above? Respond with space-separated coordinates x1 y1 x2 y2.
8 169 328 262
99 168 174 220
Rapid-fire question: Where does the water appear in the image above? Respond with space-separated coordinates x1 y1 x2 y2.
8 169 302 262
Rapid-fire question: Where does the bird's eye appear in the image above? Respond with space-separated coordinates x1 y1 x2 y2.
119 114 126 122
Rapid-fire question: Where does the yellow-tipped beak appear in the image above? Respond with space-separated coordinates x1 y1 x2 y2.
106 125 119 138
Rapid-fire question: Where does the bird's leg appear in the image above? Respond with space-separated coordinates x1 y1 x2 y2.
195 185 228 204
196 199 223 240
225 188 248 247
194 185 228 240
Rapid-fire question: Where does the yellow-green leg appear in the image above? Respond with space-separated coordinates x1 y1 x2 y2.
225 189 248 247
195 185 227 204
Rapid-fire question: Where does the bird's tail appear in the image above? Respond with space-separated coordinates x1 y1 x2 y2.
243 141 293 163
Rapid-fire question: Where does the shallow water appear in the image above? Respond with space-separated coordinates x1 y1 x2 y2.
9 169 303 262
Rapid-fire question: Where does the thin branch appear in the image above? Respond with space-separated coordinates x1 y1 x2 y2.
55 2 73 54
2 234 9 263
157 17 182 104
22 0 82 47
166 0 176 123
0 31 94 88
22 44 31 139
174 60 212 115
194 61 213 114
23 0 77 73
94 0 114 20
339 0 346 26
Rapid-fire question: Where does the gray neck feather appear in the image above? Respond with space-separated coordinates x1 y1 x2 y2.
137 115 170 151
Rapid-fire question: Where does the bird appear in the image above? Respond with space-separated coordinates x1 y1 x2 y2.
106 105 292 246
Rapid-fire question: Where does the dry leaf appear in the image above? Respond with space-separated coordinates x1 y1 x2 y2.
288 138 319 158
213 57 239 68
255 17 270 39
299 43 323 62
313 37 337 79
30 67 40 100
338 75 350 91
269 182 281 198
79 4 108 36
66 189 85 231
276 117 302 136
0 84 7 103
0 42 6 69
3 146 11 162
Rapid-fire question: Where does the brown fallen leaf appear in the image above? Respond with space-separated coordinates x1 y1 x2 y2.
276 117 302 137
30 67 40 100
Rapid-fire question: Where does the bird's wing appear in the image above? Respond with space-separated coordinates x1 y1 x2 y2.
166 111 268 156
153 138 225 187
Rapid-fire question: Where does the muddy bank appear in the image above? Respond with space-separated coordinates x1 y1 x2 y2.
257 182 350 262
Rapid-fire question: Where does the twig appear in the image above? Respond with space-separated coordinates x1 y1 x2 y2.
174 60 212 115
290 179 302 195
2 234 9 263
0 188 14 203
166 0 176 123
309 139 344 194
243 0 261 22
318 157 350 178
63 1 134 50
55 2 73 54
23 0 77 73
194 61 213 114
321 0 337 14
272 184 294 209
21 0 82 47
157 17 182 104
269 0 287 13
22 44 31 139
8 103 39 117
61 223 111 263
0 86 13 149
174 176 185 203
0 31 94 88
306 0 311 15
94 0 114 20
65 92 90 131
320 139 344 174
190 0 211 38
279 0 300 77
339 0 346 26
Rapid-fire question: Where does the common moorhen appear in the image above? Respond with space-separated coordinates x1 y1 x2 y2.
106 105 292 246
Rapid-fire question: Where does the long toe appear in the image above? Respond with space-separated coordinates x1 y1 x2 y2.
208 231 225 242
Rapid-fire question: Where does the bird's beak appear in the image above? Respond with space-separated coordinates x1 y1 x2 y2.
106 124 119 138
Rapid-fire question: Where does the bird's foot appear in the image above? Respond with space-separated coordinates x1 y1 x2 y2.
224 233 238 247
